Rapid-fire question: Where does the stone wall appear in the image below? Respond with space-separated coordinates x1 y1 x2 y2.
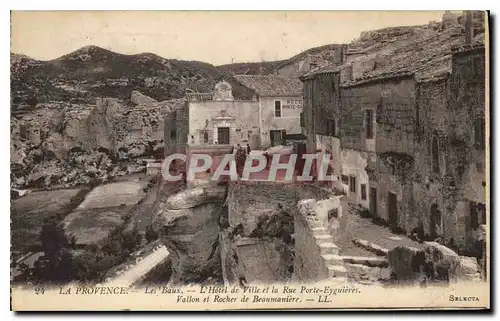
223 181 345 284
185 100 260 147
293 197 347 282
226 182 332 235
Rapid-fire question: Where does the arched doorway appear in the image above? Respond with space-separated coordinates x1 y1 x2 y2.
430 204 441 240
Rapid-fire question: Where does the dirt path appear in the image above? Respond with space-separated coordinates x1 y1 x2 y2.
104 246 170 287
338 206 425 257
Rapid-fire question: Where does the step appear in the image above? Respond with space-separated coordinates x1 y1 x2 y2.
352 239 389 256
327 265 347 278
342 255 388 268
311 227 329 234
321 254 344 266
314 234 333 244
318 242 340 255
329 276 348 284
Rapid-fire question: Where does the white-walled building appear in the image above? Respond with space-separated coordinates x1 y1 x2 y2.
164 77 303 157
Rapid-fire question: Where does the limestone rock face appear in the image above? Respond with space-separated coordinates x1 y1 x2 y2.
10 94 184 189
423 242 462 283
459 256 481 281
388 242 474 285
152 185 227 285
131 90 158 106
387 246 424 283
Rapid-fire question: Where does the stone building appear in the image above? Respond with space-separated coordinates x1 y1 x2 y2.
234 75 303 147
299 14 486 253
164 80 260 157
164 76 304 157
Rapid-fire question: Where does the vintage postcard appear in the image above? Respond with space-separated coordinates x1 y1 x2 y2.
10 10 490 311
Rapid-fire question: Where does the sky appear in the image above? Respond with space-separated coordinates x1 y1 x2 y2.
11 11 447 65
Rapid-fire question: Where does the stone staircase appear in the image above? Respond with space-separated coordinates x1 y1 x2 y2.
311 226 347 282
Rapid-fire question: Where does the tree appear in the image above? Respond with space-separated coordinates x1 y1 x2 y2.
36 218 73 283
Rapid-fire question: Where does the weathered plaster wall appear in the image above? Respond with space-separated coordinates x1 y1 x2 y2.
341 148 371 209
187 100 260 146
315 134 342 179
446 47 487 252
260 96 303 147
302 80 316 152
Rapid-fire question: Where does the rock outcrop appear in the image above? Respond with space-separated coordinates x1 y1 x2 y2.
10 93 183 190
151 184 227 285
388 242 484 285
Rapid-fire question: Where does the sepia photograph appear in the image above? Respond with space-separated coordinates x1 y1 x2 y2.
9 9 490 311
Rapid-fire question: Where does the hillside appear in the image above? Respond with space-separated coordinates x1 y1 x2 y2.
217 60 284 76
11 45 255 113
217 44 344 76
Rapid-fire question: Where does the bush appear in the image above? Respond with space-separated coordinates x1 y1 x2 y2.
18 214 143 284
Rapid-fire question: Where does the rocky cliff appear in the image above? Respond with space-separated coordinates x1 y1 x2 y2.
10 91 183 189
151 183 228 285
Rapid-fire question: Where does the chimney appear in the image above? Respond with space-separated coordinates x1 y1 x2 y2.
465 10 473 44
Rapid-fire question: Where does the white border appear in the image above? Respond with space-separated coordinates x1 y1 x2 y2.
3 1 498 320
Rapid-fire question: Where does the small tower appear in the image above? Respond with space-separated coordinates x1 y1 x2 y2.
213 80 234 101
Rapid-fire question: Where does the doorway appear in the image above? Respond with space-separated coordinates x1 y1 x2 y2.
217 127 230 144
270 130 284 146
388 192 398 232
370 187 377 217
430 204 441 240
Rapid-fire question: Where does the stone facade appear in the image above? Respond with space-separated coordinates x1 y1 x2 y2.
165 79 304 158
300 43 486 254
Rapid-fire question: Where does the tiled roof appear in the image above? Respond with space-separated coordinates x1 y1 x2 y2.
300 22 487 87
305 30 468 88
234 75 303 97
451 40 485 54
300 62 343 79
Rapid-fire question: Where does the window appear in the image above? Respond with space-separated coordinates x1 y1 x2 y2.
170 129 176 140
474 118 485 150
341 175 349 185
274 101 282 117
431 136 440 174
217 127 230 144
327 119 336 136
328 209 339 221
203 131 209 143
365 109 374 139
349 176 356 193
270 130 283 146
300 112 305 127
361 184 367 200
